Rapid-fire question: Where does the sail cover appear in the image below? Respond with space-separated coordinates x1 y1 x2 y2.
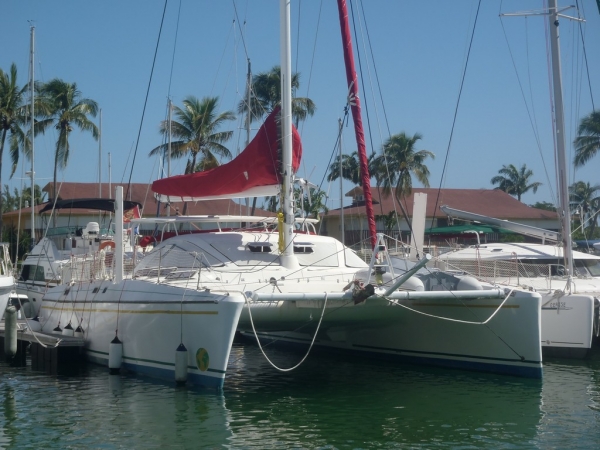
152 107 302 202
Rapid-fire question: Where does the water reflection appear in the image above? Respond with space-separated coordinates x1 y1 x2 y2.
1 343 599 449
224 344 544 449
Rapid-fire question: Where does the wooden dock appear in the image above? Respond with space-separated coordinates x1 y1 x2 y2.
1 320 86 374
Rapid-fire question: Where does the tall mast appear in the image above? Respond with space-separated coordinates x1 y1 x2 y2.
501 2 583 289
98 109 102 197
338 118 345 246
279 0 298 269
29 25 35 248
336 0 376 250
548 0 574 285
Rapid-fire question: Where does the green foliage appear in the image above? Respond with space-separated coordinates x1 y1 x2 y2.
574 110 600 167
238 66 316 125
375 211 399 235
490 164 542 201
1 224 30 262
37 78 99 202
150 96 234 175
2 183 46 213
499 233 525 243
295 187 328 219
530 201 557 212
569 180 600 237
0 63 30 235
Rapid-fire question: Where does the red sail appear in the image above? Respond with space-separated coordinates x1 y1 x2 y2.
152 107 302 201
337 0 377 249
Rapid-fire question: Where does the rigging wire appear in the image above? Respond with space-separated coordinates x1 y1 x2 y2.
430 0 482 230
125 0 168 200
497 14 557 207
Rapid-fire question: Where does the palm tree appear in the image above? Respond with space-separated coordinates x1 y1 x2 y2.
295 187 329 219
377 132 434 199
569 181 600 237
375 132 434 232
238 66 316 125
490 164 542 201
150 96 235 175
574 111 600 167
327 151 362 185
38 79 99 202
0 63 29 235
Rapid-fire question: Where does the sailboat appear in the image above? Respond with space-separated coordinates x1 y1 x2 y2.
34 186 245 389
438 1 599 358
143 0 543 378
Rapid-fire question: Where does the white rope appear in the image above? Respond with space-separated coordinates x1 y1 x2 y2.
382 288 517 325
244 292 329 372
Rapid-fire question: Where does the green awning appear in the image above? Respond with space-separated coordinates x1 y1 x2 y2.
425 224 513 236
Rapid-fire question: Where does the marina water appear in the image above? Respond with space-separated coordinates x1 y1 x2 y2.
2 341 599 449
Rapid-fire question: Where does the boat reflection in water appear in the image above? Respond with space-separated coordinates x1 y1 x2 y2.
224 343 544 448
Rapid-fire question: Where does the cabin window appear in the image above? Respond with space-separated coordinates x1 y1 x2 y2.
575 259 600 277
293 242 314 254
166 270 198 280
19 264 45 282
247 242 273 253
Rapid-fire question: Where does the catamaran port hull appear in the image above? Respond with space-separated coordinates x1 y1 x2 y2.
239 289 543 378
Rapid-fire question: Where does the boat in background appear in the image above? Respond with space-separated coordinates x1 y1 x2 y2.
0 243 16 320
436 225 600 357
16 198 143 318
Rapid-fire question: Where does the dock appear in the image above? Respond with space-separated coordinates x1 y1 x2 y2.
0 320 86 374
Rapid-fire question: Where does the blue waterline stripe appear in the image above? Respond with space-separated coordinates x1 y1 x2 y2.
87 348 225 374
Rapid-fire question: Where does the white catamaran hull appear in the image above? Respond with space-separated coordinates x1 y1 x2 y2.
39 279 244 389
239 288 543 378
540 293 595 357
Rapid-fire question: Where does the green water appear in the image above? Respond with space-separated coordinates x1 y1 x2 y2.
1 342 599 449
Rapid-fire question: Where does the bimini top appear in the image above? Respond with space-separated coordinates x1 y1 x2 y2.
39 198 142 214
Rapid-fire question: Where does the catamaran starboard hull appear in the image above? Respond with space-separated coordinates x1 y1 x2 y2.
39 280 244 389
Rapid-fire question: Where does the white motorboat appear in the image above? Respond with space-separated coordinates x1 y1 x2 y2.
16 198 143 318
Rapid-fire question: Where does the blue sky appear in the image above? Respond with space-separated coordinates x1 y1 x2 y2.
2 0 599 210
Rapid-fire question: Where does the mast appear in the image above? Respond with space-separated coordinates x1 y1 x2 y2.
500 2 583 289
98 109 102 197
336 0 377 250
279 0 298 269
547 0 574 283
338 118 344 246
29 25 35 248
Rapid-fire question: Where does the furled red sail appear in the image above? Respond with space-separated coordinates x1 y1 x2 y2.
152 107 302 202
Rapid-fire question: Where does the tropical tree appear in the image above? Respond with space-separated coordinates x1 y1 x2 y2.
376 132 434 200
295 187 329 219
327 151 379 186
37 79 99 202
150 96 235 175
374 132 434 229
238 65 316 125
530 201 557 212
1 183 46 214
569 181 600 237
574 110 600 167
0 63 29 234
490 163 542 201
375 211 399 236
